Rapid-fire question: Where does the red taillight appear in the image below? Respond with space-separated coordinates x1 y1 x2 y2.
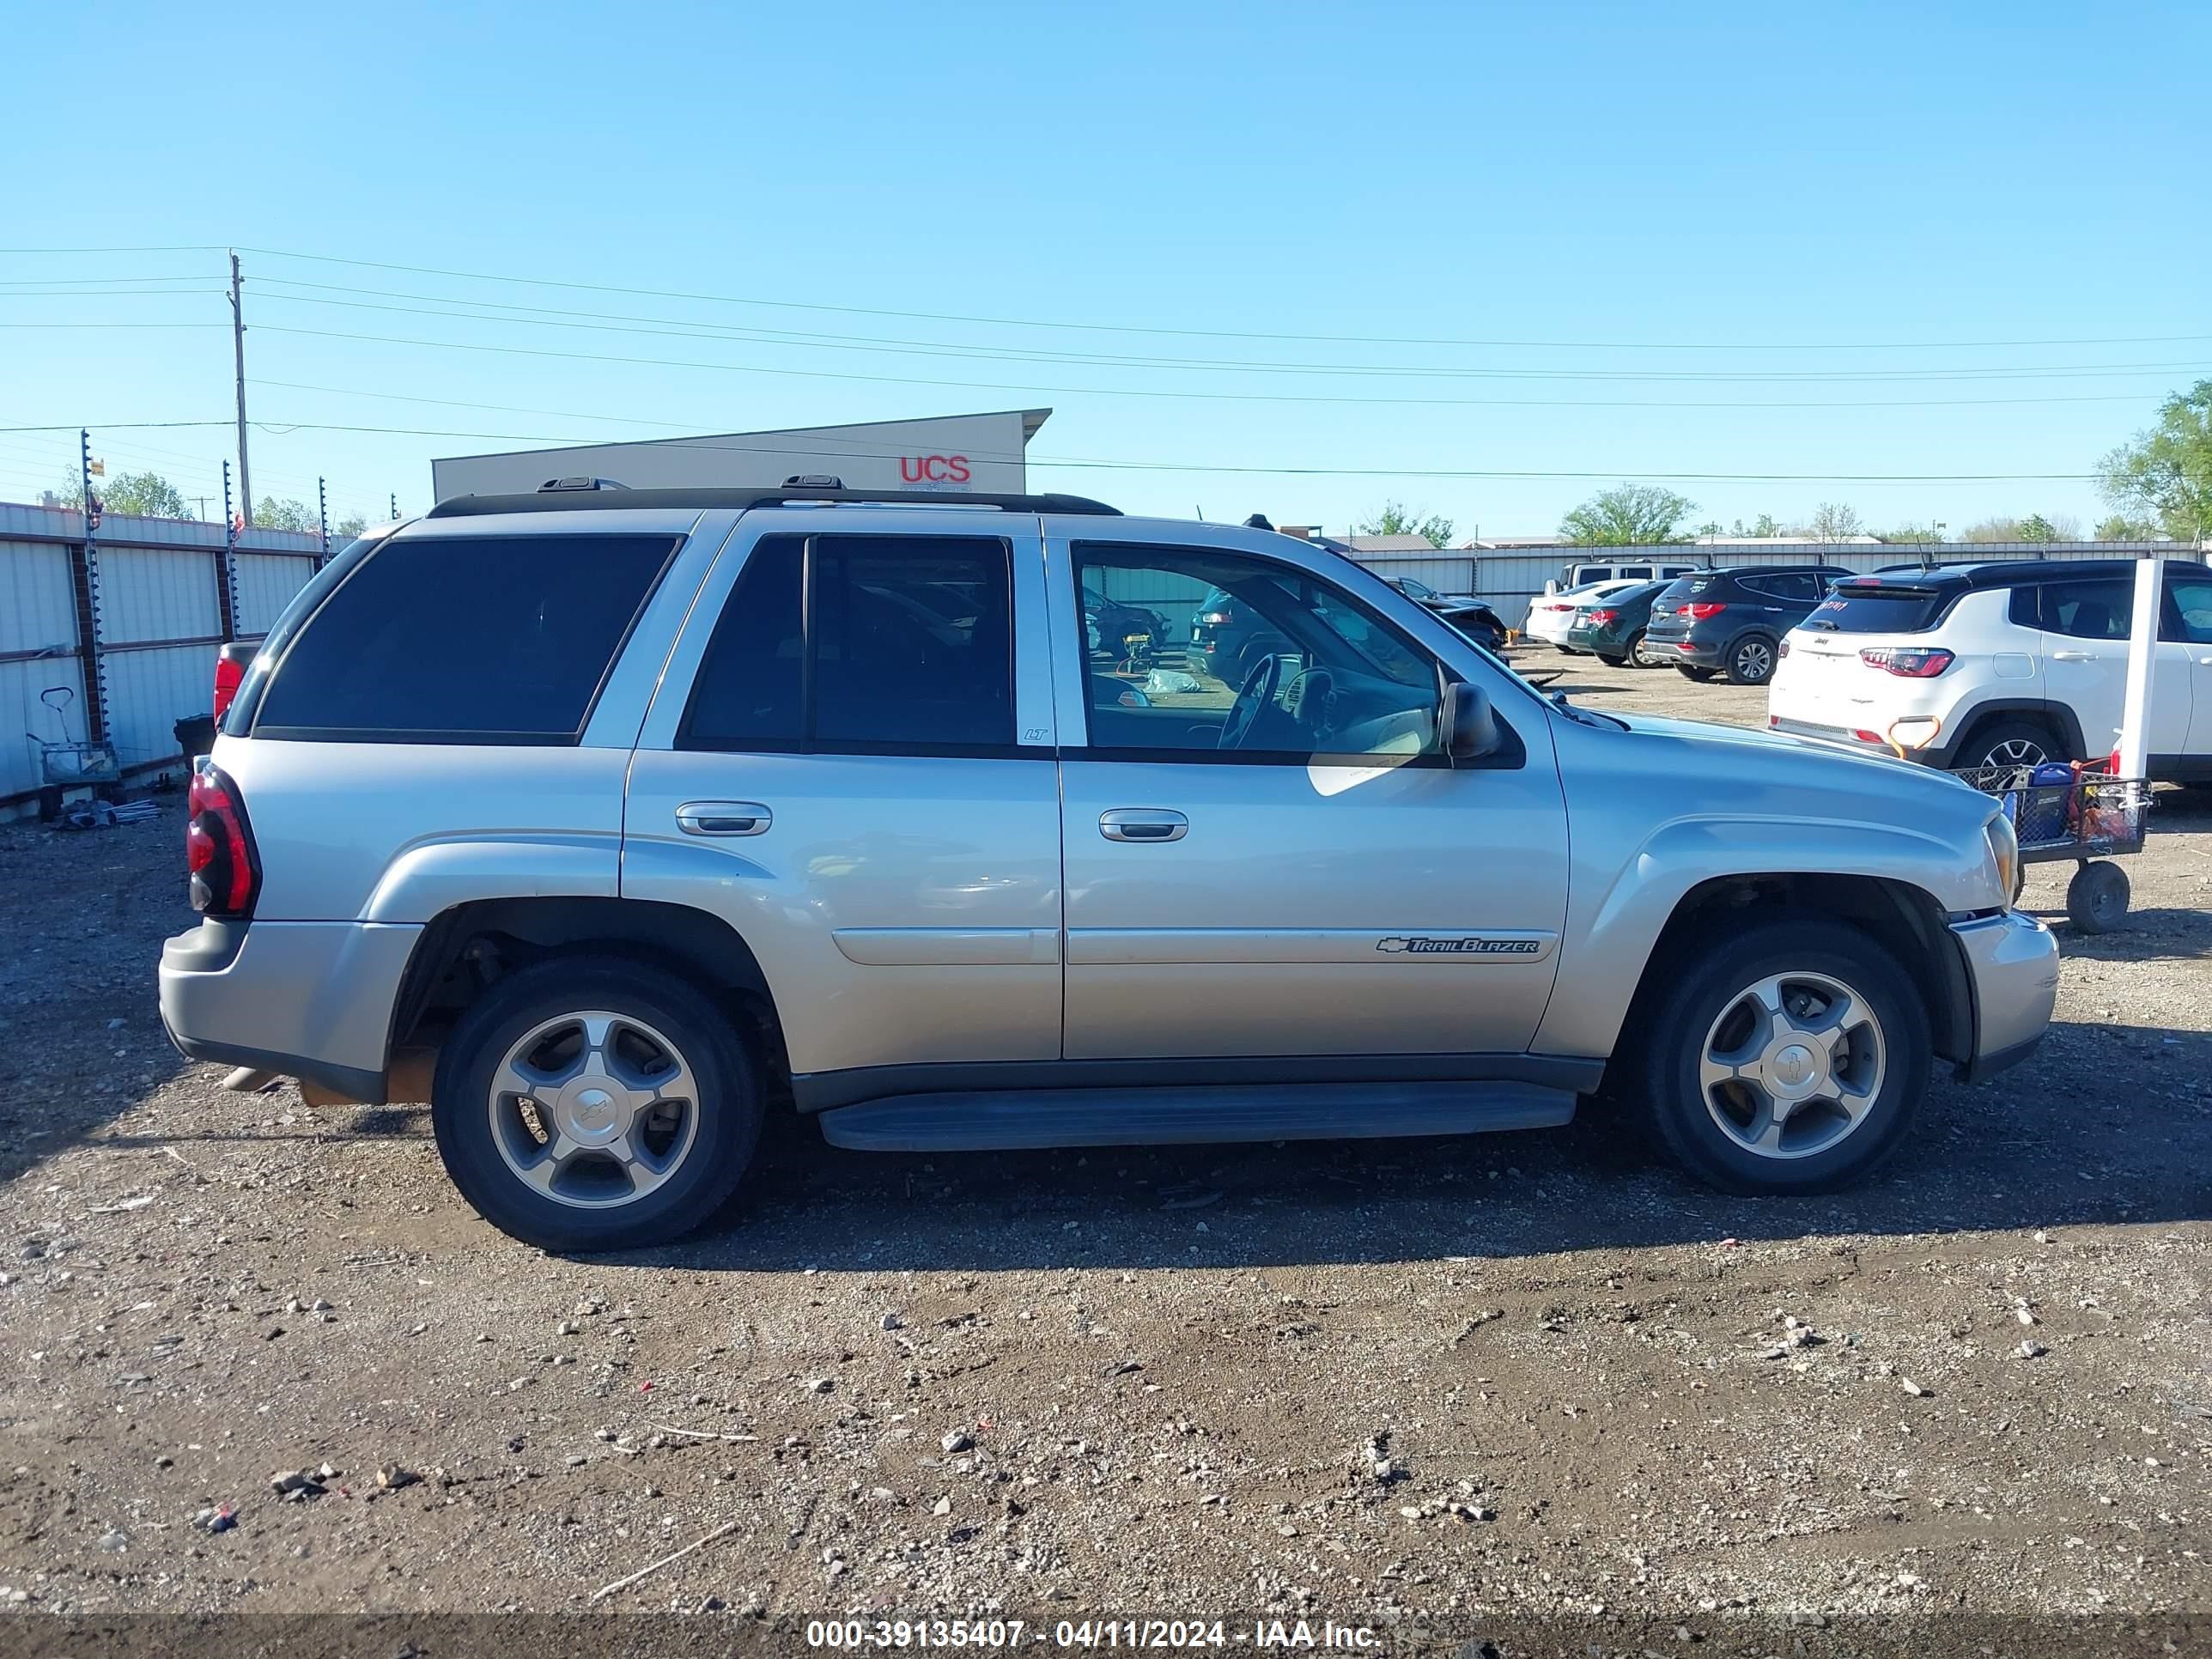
1682 602 1728 620
1198 611 1231 624
1587 608 1619 625
213 653 245 720
186 762 258 917
1851 728 1883 744
1859 646 1954 678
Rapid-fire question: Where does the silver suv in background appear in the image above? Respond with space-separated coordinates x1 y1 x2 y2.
160 483 2057 1250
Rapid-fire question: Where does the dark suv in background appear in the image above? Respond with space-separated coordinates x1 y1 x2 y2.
1644 565 1839 685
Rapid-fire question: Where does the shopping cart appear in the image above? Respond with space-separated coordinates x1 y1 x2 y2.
1950 760 2148 933
23 686 119 788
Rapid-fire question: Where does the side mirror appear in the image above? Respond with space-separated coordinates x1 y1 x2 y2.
1443 682 1500 764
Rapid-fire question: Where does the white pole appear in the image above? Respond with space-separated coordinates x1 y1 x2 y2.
2113 552 2163 778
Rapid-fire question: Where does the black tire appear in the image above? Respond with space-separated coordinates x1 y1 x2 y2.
431 956 763 1251
1723 633 1780 686
1960 716 2068 773
1675 665 1718 683
1596 651 1628 667
1636 915 1930 1195
2065 861 2130 933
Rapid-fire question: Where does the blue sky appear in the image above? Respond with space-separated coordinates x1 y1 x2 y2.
3 1 2206 538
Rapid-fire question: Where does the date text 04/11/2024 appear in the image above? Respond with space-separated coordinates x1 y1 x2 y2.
803 1620 1381 1650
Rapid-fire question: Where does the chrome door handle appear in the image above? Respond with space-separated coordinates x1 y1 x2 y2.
676 800 772 836
2050 649 2099 661
1099 808 1188 843
2200 655 2212 666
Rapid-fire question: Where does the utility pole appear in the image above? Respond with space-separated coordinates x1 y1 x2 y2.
317 477 330 566
192 495 212 520
389 491 398 522
228 251 252 529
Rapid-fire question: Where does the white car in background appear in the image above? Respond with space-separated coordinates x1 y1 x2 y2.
1524 579 1646 653
1768 558 2212 778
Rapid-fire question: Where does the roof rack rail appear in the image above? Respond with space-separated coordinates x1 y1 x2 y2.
427 485 1121 519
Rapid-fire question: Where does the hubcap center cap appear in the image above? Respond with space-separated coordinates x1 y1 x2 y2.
1767 1042 1821 1098
557 1083 627 1145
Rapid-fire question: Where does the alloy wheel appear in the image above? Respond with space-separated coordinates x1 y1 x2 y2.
486 1011 701 1209
1982 736 2049 769
1698 969 1887 1160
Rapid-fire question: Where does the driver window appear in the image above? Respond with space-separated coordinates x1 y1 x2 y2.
1072 544 1443 761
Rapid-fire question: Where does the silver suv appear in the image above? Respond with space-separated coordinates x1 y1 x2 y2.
158 483 2059 1249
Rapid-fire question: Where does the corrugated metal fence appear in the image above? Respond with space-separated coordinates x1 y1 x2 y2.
1346 542 2202 630
2 501 323 814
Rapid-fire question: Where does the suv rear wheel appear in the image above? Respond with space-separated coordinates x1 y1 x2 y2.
432 956 763 1250
1724 634 1779 685
1962 717 2066 772
1636 917 1929 1194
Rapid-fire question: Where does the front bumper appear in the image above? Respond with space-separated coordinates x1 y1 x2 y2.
1950 909 2060 1083
158 918 422 1103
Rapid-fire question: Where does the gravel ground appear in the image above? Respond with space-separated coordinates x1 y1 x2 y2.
1 655 2207 1654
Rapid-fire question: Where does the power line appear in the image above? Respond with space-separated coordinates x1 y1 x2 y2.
250 372 2174 419
240 289 2209 384
11 241 2206 354
217 244 2209 354
240 417 2094 483
252 321 2204 413
0 420 233 432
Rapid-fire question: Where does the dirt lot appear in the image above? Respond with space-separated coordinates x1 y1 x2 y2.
2 654 2208 1654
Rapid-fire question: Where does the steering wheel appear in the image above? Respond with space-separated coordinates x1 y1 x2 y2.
1217 653 1283 750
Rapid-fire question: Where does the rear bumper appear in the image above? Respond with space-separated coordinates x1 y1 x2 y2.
1950 909 2060 1084
158 918 422 1104
1647 633 1723 665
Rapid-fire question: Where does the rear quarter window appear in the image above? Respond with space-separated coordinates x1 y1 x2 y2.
251 532 679 742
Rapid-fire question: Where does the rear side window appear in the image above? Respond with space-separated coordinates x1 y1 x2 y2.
1804 583 1953 634
252 533 678 742
2027 579 2131 641
683 533 1015 753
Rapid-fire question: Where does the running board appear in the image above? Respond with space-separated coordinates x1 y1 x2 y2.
815 1082 1577 1152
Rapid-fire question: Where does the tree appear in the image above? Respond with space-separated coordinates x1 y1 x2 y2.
56 468 191 519
1559 483 1697 545
1801 501 1863 541
1728 514 1783 538
2093 513 2158 540
253 495 317 532
1879 523 1947 545
2098 380 2212 544
2014 513 2080 543
334 512 368 539
1960 517 2028 544
1358 501 1455 549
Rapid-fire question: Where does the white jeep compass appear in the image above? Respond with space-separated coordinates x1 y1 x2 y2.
1769 559 2212 778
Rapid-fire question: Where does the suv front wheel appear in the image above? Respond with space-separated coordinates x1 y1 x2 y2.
432 957 763 1251
1635 917 1929 1194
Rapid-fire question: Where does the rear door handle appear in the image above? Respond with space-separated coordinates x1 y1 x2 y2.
676 800 772 836
2050 649 2099 662
1100 808 1188 843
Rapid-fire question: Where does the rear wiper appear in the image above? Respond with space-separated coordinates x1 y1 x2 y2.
1806 617 1838 630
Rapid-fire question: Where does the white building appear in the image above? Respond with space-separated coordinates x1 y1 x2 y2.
430 408 1052 500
